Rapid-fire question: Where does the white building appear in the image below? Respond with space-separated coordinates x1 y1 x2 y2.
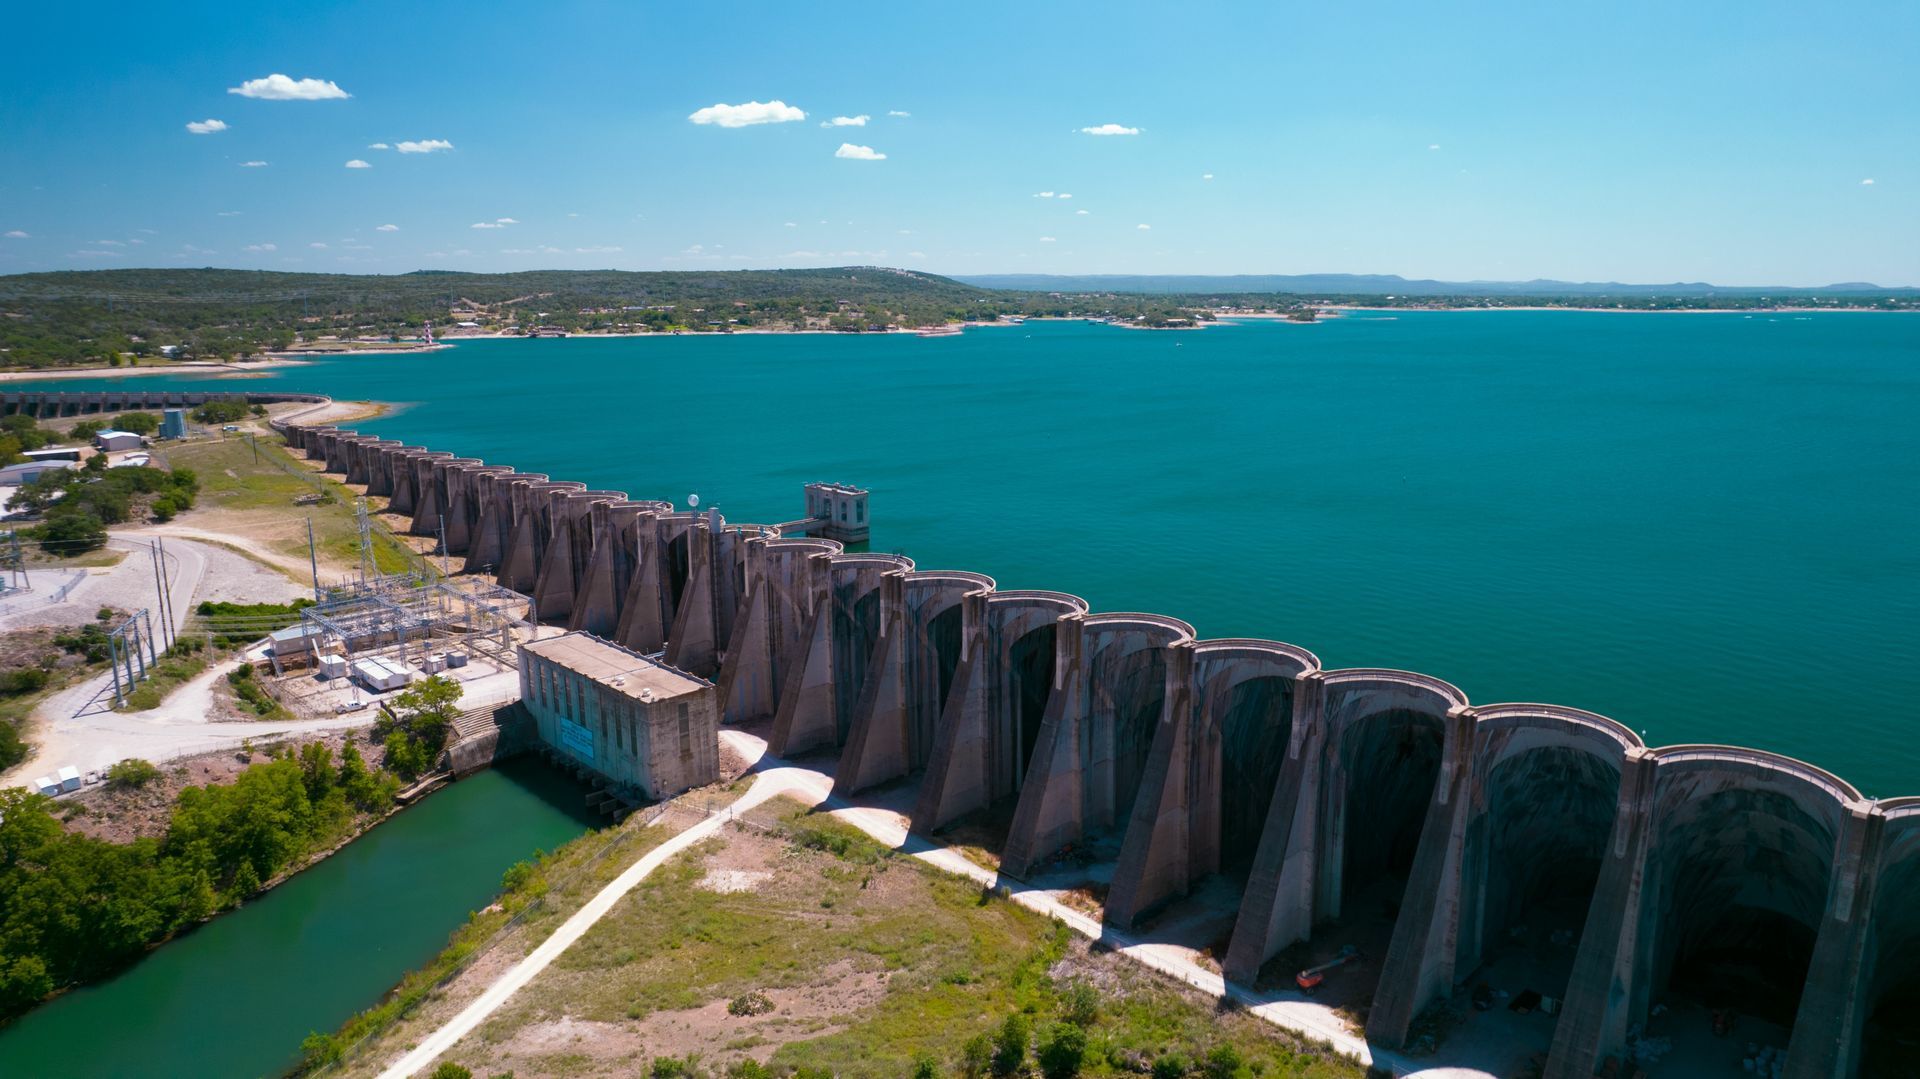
93 430 144 452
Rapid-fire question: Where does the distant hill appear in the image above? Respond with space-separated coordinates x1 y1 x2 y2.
954 273 1920 298
0 266 1193 368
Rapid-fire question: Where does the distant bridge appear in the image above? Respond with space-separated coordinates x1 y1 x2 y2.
1 389 329 418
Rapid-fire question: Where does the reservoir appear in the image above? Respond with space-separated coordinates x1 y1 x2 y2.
16 313 1916 795
0 758 601 1078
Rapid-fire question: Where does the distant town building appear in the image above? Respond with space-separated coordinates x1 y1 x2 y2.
519 632 718 800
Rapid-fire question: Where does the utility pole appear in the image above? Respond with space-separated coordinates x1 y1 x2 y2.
158 537 177 646
308 517 322 601
147 541 168 650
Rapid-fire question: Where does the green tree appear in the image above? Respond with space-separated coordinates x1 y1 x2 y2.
429 1064 473 1079
38 509 108 555
112 411 159 435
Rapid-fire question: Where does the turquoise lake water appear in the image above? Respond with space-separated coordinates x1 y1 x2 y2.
16 312 1920 798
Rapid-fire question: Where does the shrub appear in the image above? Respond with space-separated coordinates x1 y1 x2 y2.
1058 980 1099 1028
727 990 773 1016
0 667 50 696
429 1065 472 1079
1152 1054 1190 1079
961 1033 994 1079
1037 1022 1088 1079
992 1014 1030 1078
108 759 163 788
1200 1046 1251 1079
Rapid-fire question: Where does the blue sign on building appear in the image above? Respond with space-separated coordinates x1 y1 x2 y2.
559 717 596 763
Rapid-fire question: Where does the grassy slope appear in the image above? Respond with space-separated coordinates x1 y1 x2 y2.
435 798 1361 1079
159 434 419 579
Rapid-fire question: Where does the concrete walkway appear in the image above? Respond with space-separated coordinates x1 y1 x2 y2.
380 731 1453 1078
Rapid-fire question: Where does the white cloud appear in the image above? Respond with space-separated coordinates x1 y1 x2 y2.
185 118 228 134
240 160 268 167
70 249 121 258
310 242 328 249
345 159 372 169
683 244 705 254
1202 173 1213 180
396 139 453 154
1075 209 1089 215
1039 236 1056 243
245 243 277 252
888 110 911 118
834 143 886 160
376 223 399 232
1861 178 1875 185
471 222 504 229
1136 223 1151 230
1034 191 1055 198
228 74 350 101
3 230 27 239
496 217 518 224
822 115 870 127
1059 193 1072 199
575 245 622 253
217 210 242 217
907 250 925 258
94 239 124 246
129 238 144 245
368 143 391 150
784 221 798 227
1081 123 1140 136
1428 144 1441 151
688 100 805 127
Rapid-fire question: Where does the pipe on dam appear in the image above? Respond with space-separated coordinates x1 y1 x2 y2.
131 399 1915 1079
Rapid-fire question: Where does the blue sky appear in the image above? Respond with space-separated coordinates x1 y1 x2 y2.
1 1 1914 285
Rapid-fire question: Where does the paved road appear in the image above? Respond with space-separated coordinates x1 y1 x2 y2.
380 731 1466 1078
4 533 320 786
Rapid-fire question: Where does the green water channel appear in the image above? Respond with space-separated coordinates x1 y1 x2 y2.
0 758 601 1078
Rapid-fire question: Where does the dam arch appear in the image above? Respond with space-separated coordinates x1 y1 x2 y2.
1001 613 1196 878
912 590 1088 836
1104 638 1318 929
1860 801 1920 1078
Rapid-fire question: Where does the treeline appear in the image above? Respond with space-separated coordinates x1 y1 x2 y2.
6 464 200 553
0 267 1219 366
0 739 401 1018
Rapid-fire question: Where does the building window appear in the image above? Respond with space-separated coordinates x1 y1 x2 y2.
856 502 864 523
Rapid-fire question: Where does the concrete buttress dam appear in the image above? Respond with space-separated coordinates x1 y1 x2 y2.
13 388 1904 1077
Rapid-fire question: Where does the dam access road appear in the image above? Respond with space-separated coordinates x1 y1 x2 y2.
5 386 1913 1077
